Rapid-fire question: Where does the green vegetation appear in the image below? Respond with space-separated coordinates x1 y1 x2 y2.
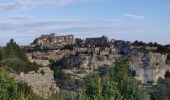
147 78 170 100
84 74 122 100
4 39 27 60
0 39 42 99
0 39 40 74
166 54 170 65
156 45 170 54
82 59 149 100
0 48 3 60
132 40 170 54
52 66 70 80
0 67 41 100
51 57 73 69
50 57 72 80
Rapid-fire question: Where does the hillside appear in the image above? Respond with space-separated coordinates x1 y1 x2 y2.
0 34 170 100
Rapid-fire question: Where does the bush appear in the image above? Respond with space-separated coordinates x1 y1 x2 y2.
50 57 72 80
40 69 45 75
54 68 70 80
149 78 170 100
51 57 72 69
166 54 170 65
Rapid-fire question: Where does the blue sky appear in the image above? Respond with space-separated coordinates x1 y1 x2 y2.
0 0 170 46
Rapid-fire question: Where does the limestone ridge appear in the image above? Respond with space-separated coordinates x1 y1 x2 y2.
24 33 170 83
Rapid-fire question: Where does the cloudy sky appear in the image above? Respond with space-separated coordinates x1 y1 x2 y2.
0 0 170 46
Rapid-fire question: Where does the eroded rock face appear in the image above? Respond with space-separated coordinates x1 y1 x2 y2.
129 51 170 83
23 33 170 84
13 67 60 99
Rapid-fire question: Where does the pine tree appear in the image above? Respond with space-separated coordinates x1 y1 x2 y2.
4 39 27 61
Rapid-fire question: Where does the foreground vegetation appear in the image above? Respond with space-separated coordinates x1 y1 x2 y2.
0 39 42 100
50 58 170 100
0 68 41 100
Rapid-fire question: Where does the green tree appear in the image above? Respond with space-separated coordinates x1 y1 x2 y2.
102 73 122 100
0 48 3 60
83 59 148 100
0 39 39 74
111 59 148 100
4 39 27 61
84 75 103 100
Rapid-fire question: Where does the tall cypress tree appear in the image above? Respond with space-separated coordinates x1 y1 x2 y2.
0 48 2 60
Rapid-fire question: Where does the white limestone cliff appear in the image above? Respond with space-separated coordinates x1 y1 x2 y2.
129 51 170 83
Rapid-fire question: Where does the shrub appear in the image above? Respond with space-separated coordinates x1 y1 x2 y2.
40 69 45 75
166 54 170 65
51 57 72 69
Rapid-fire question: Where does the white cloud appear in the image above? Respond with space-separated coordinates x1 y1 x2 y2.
125 14 144 20
0 19 134 32
0 0 73 11
10 15 34 20
0 0 98 11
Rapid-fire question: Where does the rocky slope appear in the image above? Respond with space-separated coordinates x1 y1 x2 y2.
129 51 170 83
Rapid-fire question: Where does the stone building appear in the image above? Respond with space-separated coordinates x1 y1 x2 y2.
32 33 75 48
85 36 109 47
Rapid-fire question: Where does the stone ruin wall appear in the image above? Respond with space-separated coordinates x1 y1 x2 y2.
32 33 75 47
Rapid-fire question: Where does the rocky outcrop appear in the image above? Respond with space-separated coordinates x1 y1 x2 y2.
69 53 119 69
26 50 73 66
13 67 60 99
129 51 170 83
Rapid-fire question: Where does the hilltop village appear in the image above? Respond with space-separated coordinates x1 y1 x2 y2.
19 33 170 98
